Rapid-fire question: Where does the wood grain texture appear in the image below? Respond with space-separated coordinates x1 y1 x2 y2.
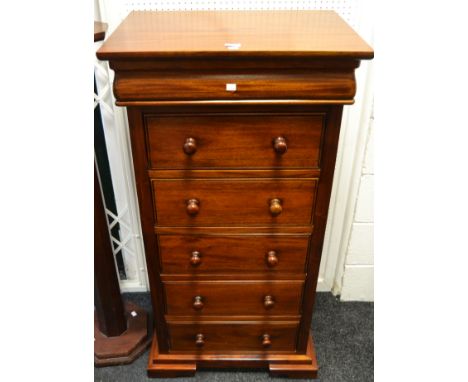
126 108 170 352
158 234 310 274
155 225 314 235
161 274 305 282
147 168 321 179
109 56 361 72
94 302 152 367
94 164 126 337
164 280 304 316
119 99 355 107
123 99 341 114
127 104 340 375
147 329 317 375
152 178 317 226
297 106 344 351
147 363 196 378
168 322 298 352
97 9 373 378
113 71 356 102
165 315 301 322
96 11 373 59
269 330 318 378
145 113 324 169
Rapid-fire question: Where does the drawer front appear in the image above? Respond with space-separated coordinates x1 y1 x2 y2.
114 72 356 102
159 234 309 274
164 280 304 316
152 179 317 226
168 322 298 352
145 114 324 169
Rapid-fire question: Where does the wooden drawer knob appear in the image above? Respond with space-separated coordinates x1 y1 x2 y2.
273 136 287 154
263 295 275 309
190 251 202 266
186 199 200 215
266 250 278 267
262 334 272 348
193 296 204 310
269 198 282 216
195 333 205 347
183 137 197 155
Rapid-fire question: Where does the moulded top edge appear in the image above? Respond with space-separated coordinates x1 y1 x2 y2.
96 10 374 61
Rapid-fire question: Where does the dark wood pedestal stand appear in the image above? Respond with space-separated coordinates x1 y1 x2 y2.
94 162 152 366
94 21 151 366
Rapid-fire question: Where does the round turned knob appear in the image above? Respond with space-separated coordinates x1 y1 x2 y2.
262 334 272 348
183 137 197 155
269 198 282 216
193 296 204 310
195 333 205 347
186 199 200 216
263 295 275 309
190 251 202 267
266 250 278 268
273 136 287 154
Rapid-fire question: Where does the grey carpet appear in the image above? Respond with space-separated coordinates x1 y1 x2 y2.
95 292 373 382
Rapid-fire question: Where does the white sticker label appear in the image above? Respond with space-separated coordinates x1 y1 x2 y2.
224 42 241 50
226 83 237 92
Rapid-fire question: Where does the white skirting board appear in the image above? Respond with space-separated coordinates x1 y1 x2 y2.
340 265 374 301
316 278 330 292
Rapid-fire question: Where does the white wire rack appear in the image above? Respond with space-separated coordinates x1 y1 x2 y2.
94 38 149 292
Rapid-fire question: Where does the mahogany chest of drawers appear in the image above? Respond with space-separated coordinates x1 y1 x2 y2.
97 10 373 378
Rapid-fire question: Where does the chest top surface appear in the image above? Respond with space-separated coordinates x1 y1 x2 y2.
97 10 373 60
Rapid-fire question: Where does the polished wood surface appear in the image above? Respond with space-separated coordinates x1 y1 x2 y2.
189 251 202 267
155 225 313 235
297 106 344 351
94 164 126 337
109 56 361 71
158 234 309 274
98 10 373 378
164 280 304 316
148 168 321 179
273 137 288 154
147 329 317 377
113 71 356 102
127 108 170 352
152 178 317 226
168 322 298 351
94 302 151 366
145 114 324 169
96 11 373 59
130 104 344 378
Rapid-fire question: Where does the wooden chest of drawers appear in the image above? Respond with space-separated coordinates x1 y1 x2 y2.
97 10 373 378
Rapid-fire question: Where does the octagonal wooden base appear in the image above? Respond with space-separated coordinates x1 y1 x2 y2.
147 330 318 378
94 302 152 367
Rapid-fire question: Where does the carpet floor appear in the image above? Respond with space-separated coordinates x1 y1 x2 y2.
95 292 373 382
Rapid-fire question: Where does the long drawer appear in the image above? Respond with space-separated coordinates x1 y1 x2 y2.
158 234 309 274
164 280 304 316
145 114 324 169
114 71 356 102
152 178 317 226
168 321 299 352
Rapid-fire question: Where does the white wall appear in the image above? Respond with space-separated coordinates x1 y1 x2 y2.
94 0 101 20
340 111 374 301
